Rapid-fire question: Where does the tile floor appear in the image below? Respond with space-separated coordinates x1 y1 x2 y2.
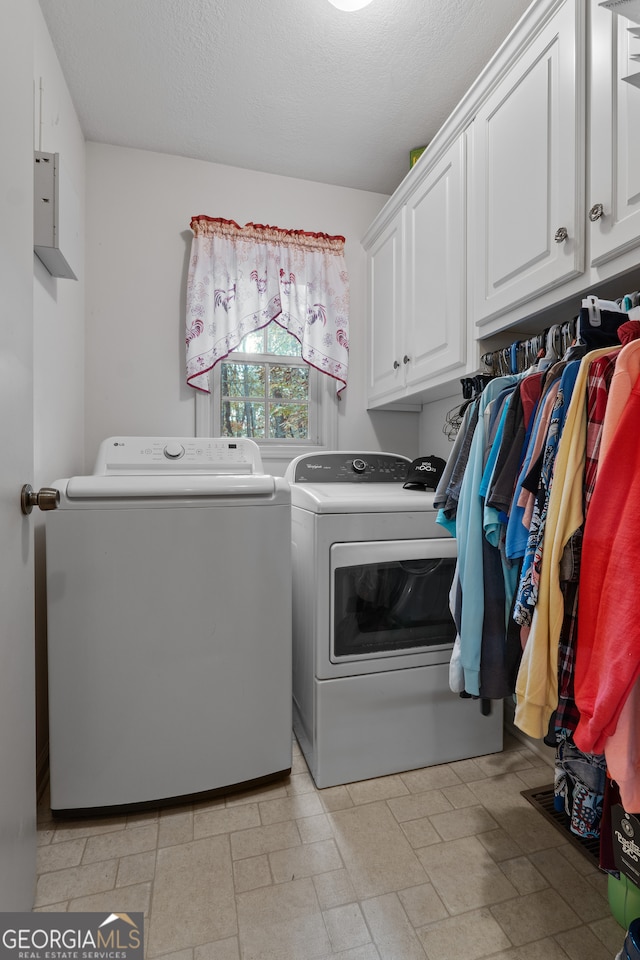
35 731 625 960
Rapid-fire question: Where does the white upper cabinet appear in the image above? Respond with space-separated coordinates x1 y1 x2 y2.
590 1 640 267
405 135 467 388
366 208 408 407
365 135 468 409
469 0 584 327
363 0 640 408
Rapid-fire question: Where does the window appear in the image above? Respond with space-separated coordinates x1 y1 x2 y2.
195 321 335 455
187 216 347 456
214 324 319 444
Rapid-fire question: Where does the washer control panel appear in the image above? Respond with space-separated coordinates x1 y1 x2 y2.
93 437 264 475
289 452 411 483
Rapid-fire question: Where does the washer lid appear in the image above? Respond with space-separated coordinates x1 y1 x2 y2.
289 482 438 514
62 474 280 501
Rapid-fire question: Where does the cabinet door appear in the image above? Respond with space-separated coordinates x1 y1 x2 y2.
470 0 584 328
590 0 640 267
405 135 466 387
366 210 405 405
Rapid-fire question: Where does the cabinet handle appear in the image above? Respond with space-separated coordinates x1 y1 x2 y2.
554 227 569 243
393 360 400 369
403 355 411 364
588 203 604 222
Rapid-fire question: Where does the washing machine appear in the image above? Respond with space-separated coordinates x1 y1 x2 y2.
45 436 292 815
284 451 503 789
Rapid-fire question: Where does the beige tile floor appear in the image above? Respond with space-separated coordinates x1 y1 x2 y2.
35 731 625 960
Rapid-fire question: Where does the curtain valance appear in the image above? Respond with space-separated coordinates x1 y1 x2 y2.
186 216 349 395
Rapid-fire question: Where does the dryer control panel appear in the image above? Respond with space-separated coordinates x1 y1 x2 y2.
287 452 410 484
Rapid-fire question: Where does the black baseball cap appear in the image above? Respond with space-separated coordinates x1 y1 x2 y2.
403 455 446 491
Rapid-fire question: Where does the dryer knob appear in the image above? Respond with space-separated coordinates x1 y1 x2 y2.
164 442 185 460
352 458 367 473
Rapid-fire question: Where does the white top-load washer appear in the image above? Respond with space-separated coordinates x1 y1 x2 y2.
46 436 292 815
285 451 503 789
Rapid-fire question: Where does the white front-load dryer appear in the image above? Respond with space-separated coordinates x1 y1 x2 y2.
284 451 503 788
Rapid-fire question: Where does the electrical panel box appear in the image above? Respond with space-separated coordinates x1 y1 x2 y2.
34 151 79 280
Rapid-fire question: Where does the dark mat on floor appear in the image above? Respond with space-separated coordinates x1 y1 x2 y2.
521 784 601 868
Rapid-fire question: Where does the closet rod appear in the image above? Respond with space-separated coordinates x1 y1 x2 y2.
480 286 640 378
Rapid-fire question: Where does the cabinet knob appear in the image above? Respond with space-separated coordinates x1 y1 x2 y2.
403 355 411 364
393 360 400 369
588 203 604 222
554 227 569 243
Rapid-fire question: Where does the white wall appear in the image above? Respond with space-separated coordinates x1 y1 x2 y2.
33 5 86 485
32 2 86 787
418 393 462 462
84 144 420 467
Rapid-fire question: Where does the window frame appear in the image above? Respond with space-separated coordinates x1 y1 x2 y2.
194 330 338 465
217 350 317 444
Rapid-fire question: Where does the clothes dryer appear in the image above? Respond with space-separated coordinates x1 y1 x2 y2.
285 451 503 788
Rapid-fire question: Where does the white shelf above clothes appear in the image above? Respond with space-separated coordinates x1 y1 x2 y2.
600 0 640 23
600 0 640 84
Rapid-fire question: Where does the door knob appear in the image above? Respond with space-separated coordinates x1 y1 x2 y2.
403 355 411 364
554 227 569 243
393 360 400 369
588 203 604 222
20 484 60 515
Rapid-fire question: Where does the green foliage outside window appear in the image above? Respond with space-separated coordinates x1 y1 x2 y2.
220 325 310 440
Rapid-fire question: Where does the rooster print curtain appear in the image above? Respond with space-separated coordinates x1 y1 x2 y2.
186 216 350 395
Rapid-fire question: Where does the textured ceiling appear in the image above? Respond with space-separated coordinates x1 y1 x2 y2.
38 0 533 196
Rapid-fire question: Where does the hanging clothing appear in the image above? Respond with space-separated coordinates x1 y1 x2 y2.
185 216 349 394
484 372 545 533
544 351 621 834
441 299 640 838
513 346 616 740
578 301 627 351
605 681 640 813
433 402 472 509
574 375 640 755
505 373 562 561
553 349 619 735
599 329 640 460
587 323 640 812
438 375 520 697
435 400 480 523
480 389 518 699
554 731 606 838
512 361 580 628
